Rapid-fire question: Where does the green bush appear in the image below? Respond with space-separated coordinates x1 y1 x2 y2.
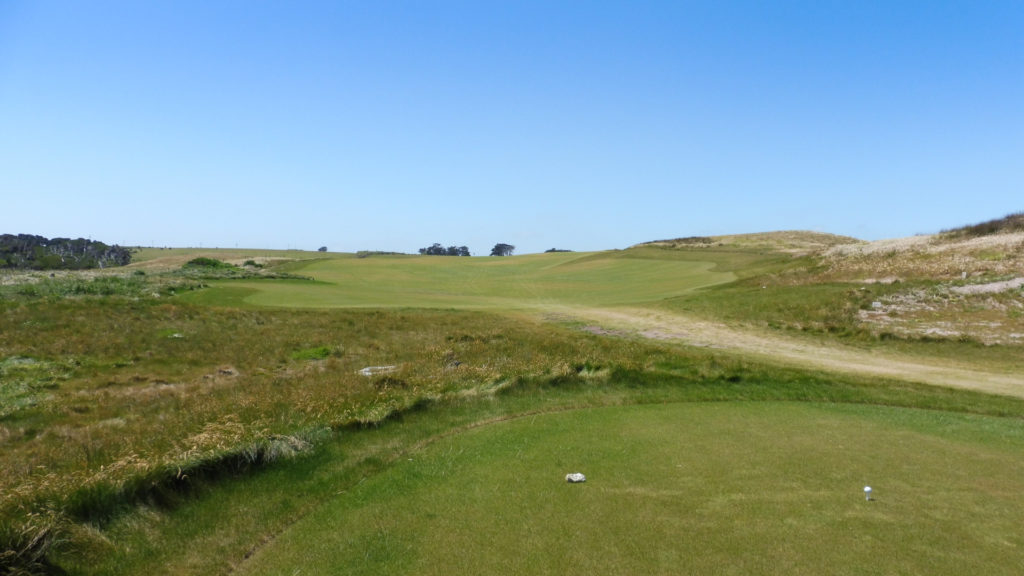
290 346 334 361
183 257 233 269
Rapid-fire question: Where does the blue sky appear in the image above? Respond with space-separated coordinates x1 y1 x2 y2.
1 1 1021 254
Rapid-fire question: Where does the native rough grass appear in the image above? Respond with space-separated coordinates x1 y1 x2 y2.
0 291 655 571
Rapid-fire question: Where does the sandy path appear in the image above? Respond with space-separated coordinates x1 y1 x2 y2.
541 305 1024 399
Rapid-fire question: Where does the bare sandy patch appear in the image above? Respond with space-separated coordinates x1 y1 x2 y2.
950 277 1024 295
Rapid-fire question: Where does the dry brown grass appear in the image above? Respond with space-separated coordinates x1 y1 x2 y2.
639 230 862 255
822 231 1024 281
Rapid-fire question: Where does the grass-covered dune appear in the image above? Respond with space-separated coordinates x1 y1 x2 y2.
2 233 1023 574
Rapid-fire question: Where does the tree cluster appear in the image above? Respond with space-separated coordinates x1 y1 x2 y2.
489 243 515 257
419 243 470 256
0 234 133 270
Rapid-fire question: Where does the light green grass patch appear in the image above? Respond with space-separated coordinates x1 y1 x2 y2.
242 402 1024 575
291 345 335 361
243 403 1024 573
181 251 737 310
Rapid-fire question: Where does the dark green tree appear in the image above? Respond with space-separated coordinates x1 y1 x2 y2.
0 234 133 269
490 243 515 257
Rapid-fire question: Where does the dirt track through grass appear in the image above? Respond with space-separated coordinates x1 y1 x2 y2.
551 305 1024 399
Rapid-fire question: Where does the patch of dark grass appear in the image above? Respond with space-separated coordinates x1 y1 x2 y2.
336 395 437 431
62 430 324 527
0 511 63 576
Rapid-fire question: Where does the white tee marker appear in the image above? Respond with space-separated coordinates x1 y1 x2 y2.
864 486 872 501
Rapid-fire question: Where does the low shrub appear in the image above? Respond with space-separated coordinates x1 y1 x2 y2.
183 257 233 269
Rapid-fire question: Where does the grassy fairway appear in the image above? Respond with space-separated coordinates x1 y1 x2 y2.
180 250 738 309
242 402 1024 575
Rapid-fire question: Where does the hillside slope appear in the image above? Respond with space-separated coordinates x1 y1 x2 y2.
821 230 1024 281
632 221 1024 346
636 230 862 255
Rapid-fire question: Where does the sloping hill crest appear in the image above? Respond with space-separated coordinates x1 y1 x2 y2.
636 230 862 255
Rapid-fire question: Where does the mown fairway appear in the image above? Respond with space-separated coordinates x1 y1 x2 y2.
180 250 739 309
242 402 1024 575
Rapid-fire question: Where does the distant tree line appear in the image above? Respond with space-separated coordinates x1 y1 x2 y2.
419 243 471 256
415 243 519 257
0 234 133 269
544 248 572 253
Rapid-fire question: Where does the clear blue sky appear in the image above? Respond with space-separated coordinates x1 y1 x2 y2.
1 1 1021 254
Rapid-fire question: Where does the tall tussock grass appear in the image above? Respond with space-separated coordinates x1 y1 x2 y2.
0 295 634 571
63 428 325 525
1 426 326 573
0 510 63 576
